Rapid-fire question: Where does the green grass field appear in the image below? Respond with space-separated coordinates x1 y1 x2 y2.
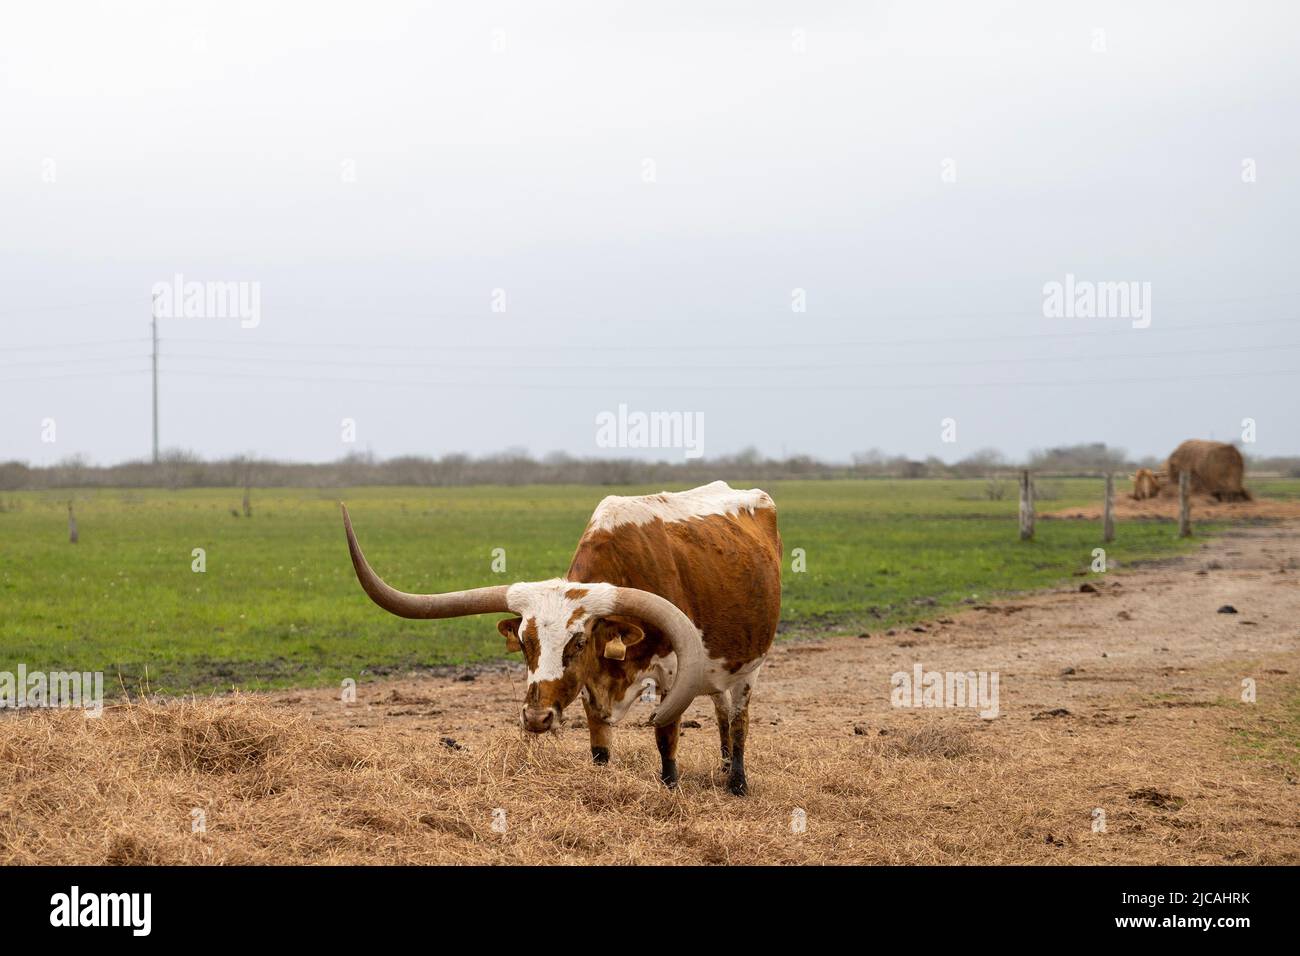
2 479 1294 696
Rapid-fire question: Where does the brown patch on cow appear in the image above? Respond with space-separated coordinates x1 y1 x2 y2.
566 606 586 629
531 673 581 717
564 588 589 600
519 618 540 671
568 501 782 719
582 623 662 720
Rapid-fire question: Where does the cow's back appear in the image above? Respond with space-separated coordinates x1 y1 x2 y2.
567 482 781 671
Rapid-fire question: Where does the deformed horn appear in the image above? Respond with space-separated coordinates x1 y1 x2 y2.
341 504 510 619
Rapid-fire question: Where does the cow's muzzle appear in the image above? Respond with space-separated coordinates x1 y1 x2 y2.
521 705 560 734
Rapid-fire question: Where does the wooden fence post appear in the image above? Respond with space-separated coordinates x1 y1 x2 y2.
1103 473 1115 543
1019 470 1034 540
67 501 78 544
1178 470 1191 537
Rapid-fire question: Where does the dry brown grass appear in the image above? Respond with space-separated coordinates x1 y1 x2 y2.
1 687 1295 865
1045 494 1300 521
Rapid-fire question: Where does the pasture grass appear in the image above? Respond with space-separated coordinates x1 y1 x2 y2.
3 478 1288 696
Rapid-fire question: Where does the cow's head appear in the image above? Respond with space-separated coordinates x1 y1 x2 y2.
341 505 704 733
495 580 617 732
1130 468 1163 500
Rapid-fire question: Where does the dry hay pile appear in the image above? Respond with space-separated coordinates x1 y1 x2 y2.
1047 493 1300 521
0 697 977 865
1163 439 1251 502
1 692 1296 865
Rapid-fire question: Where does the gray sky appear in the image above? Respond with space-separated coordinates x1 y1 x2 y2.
3 0 1298 467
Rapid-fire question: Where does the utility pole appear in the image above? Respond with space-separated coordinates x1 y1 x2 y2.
151 291 160 464
1102 473 1115 543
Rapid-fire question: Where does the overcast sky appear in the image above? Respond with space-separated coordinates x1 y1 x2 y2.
2 0 1298 467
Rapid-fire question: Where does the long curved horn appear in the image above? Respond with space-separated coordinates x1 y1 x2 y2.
341 504 510 619
610 587 706 727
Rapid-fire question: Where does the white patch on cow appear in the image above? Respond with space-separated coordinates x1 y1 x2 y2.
506 579 616 684
585 480 773 534
599 651 766 724
608 653 677 724
701 652 765 698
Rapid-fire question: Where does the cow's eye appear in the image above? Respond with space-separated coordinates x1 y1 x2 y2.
561 633 585 666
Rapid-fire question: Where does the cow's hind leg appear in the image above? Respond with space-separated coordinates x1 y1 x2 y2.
583 694 612 765
726 674 758 796
711 691 732 773
655 719 680 789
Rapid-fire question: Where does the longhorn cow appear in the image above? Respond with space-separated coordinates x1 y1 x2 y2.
341 481 782 795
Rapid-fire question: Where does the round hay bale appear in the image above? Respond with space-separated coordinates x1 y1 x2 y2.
1164 439 1251 501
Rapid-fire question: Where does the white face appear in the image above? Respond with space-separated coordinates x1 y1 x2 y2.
506 579 618 687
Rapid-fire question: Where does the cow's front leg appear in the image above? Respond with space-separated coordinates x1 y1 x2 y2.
583 694 613 765
655 719 680 789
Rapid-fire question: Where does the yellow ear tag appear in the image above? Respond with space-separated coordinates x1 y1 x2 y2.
603 636 626 661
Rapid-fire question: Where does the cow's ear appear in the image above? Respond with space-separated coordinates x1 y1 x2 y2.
597 615 645 661
498 617 524 653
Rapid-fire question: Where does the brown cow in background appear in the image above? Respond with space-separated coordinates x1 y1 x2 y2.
1129 467 1163 500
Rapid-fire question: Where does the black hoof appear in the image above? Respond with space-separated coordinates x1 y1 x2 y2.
660 760 679 789
591 746 610 765
726 774 749 796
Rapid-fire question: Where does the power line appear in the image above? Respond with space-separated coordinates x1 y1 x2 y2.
149 363 1300 392
5 339 1297 387
0 338 148 353
154 315 1300 353
3 315 1295 358
154 340 1300 372
0 299 140 317
4 286 1298 320
0 353 149 369
0 367 150 383
6 330 1297 385
7 357 1294 390
5 357 1294 400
